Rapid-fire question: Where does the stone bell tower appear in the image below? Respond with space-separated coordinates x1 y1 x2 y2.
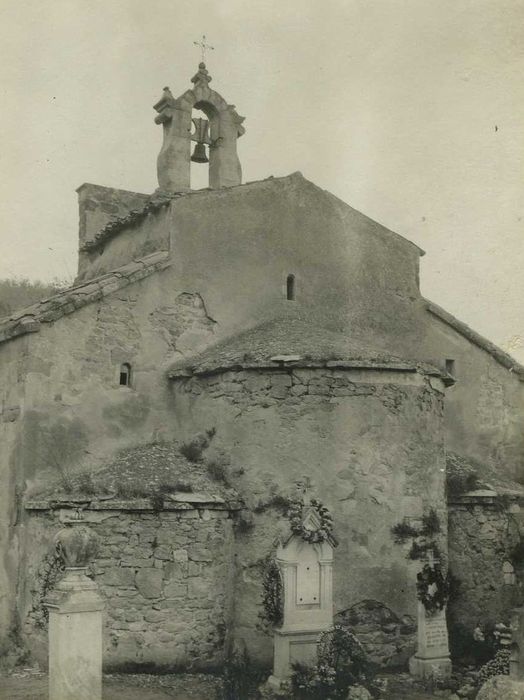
153 62 245 192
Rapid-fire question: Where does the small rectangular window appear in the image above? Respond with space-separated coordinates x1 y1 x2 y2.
445 359 455 376
119 363 131 386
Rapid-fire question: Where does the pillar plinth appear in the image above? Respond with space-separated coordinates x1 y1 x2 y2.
409 603 451 680
44 520 103 700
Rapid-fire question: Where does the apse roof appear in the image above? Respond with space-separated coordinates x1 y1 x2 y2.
167 317 445 380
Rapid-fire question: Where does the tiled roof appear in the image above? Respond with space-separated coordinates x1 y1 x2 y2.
79 192 177 252
0 251 170 346
446 451 524 499
426 299 524 380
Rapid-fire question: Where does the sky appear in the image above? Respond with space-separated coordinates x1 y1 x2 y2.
0 0 523 360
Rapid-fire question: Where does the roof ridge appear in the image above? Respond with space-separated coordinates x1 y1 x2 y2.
426 298 524 379
0 251 171 346
79 173 305 254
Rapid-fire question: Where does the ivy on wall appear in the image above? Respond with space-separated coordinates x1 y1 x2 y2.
258 555 284 631
28 546 65 629
391 509 450 615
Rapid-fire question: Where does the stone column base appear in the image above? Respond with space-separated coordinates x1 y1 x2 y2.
45 569 104 700
409 654 452 680
272 626 330 683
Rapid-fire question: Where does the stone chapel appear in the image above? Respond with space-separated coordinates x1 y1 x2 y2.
0 62 523 671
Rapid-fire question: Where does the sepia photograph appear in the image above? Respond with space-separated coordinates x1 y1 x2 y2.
0 1 523 698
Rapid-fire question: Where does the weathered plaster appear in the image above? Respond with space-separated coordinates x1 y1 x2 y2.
423 308 524 481
169 366 447 664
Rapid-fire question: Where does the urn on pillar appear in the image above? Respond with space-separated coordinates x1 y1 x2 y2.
269 499 337 686
44 512 104 700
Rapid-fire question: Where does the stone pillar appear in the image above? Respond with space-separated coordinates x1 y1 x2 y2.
44 518 103 700
409 602 451 680
509 606 524 680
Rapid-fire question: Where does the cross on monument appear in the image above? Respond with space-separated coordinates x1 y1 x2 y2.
296 476 314 504
193 34 214 63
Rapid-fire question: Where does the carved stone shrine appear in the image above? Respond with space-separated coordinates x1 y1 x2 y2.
269 505 336 685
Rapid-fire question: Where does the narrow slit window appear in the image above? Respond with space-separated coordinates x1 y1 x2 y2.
119 363 131 387
503 561 516 585
286 274 295 301
445 359 455 376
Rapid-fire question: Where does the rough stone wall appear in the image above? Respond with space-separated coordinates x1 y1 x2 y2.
0 268 217 645
170 365 447 665
24 506 235 670
448 498 523 637
77 183 150 250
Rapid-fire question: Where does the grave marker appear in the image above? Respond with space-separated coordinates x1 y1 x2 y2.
268 502 336 686
409 555 451 680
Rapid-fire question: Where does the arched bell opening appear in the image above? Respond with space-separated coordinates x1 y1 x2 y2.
189 100 219 191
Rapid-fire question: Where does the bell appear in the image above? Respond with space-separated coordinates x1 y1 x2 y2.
191 142 208 163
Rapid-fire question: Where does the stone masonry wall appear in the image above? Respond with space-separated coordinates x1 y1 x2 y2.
24 506 235 671
170 365 447 665
77 184 150 249
448 498 523 642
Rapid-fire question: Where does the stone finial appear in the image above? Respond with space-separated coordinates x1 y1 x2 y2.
191 62 212 86
54 522 99 568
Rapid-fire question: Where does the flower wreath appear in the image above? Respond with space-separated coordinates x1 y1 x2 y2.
288 498 334 544
416 562 450 615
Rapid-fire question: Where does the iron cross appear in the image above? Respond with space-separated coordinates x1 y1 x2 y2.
193 35 214 63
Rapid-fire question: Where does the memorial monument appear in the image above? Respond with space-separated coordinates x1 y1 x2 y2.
269 498 337 686
409 553 451 680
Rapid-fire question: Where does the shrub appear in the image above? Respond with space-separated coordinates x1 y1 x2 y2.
253 494 291 515
510 540 524 568
446 453 481 498
289 627 373 699
76 472 97 495
258 555 284 631
479 647 510 683
219 647 264 700
180 440 206 463
28 547 65 629
149 492 164 512
179 428 216 463
115 483 149 500
206 458 231 487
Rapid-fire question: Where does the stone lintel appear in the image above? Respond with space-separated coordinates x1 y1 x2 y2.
169 360 445 382
25 499 241 513
449 491 524 507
